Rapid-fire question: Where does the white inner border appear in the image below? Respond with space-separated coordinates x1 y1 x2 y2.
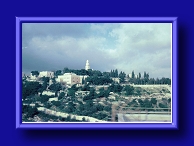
22 22 173 124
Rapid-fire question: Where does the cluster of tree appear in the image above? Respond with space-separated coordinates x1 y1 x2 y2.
40 76 50 91
128 71 171 85
82 86 111 101
55 68 129 84
22 81 42 99
67 84 79 98
98 88 110 98
83 88 97 101
60 97 111 120
63 101 76 113
81 84 90 91
109 83 123 93
54 68 103 77
129 77 171 85
85 76 113 85
63 68 91 76
123 85 134 96
58 92 65 100
58 115 80 122
75 100 109 120
127 98 155 111
110 69 118 77
127 98 170 111
119 71 126 83
51 101 61 107
39 95 50 103
48 83 62 96
22 105 39 118
22 80 62 101
31 71 39 77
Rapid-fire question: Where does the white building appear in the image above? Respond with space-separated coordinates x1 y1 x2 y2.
111 77 120 83
56 73 81 86
39 71 54 78
85 60 90 70
30 73 37 80
42 91 55 96
48 97 58 102
128 74 132 78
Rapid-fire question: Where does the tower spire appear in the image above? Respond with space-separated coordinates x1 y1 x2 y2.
85 60 90 70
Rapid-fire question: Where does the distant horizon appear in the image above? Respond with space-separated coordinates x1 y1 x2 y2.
22 67 171 79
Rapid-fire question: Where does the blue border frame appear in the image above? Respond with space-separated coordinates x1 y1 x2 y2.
16 17 178 129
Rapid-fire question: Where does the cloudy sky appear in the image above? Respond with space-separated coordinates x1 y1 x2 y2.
22 23 171 79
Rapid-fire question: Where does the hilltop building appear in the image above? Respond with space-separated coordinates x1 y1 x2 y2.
56 73 81 86
39 71 54 78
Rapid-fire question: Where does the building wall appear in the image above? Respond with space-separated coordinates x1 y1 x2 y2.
71 74 80 84
39 71 54 78
56 73 81 85
30 73 37 80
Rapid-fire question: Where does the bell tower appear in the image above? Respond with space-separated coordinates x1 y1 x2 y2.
85 60 90 70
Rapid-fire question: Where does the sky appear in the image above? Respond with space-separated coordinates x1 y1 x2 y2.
22 23 172 79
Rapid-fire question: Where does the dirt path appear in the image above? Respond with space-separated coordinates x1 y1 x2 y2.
37 107 107 122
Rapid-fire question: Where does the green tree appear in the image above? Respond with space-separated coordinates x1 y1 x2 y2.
82 84 90 91
110 70 113 77
40 77 49 91
63 67 70 73
85 100 94 111
40 95 50 103
109 83 123 93
55 70 62 77
98 88 105 97
144 98 152 110
82 78 84 84
104 106 111 112
82 117 86 122
124 85 134 96
144 71 147 79
23 105 39 118
115 69 118 77
22 81 42 99
51 77 56 84
48 83 62 92
132 71 135 79
58 92 65 100
51 101 61 107
31 71 39 77
68 84 78 97
97 112 107 120
151 98 157 105
139 72 141 79
138 99 144 108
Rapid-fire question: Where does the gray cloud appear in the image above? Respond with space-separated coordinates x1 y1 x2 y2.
22 23 171 79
